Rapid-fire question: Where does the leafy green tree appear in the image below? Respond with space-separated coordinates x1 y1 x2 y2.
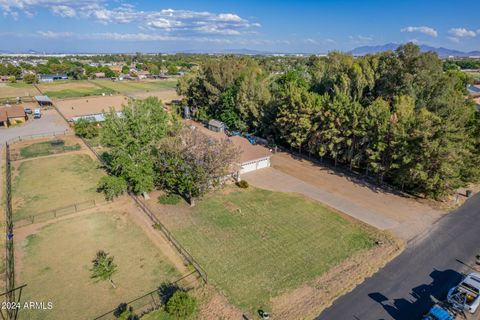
73 118 99 139
274 81 322 153
165 291 198 319
23 73 38 84
155 129 239 206
97 176 128 200
8 76 16 83
90 250 118 288
121 65 130 74
101 97 179 194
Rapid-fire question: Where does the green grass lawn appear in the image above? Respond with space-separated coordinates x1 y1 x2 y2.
17 211 181 320
12 154 105 220
19 140 80 159
38 80 115 99
92 79 177 93
169 187 376 312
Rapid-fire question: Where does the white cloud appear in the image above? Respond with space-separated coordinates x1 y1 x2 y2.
37 30 74 38
304 38 318 45
50 5 76 17
447 36 460 43
401 26 438 37
348 35 373 44
0 1 259 36
448 27 476 38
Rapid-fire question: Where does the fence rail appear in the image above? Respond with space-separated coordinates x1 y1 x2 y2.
4 143 16 319
92 271 197 320
13 199 108 228
132 195 208 284
3 130 69 147
78 136 208 284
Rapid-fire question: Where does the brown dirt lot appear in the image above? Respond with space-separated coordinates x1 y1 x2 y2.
129 88 180 104
55 94 130 119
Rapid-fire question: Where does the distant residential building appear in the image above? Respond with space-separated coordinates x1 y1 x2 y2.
39 74 68 82
94 72 106 79
137 70 150 79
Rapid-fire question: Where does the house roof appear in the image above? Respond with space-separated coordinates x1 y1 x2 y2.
0 109 7 122
185 120 271 164
71 111 123 123
35 95 52 103
0 105 25 119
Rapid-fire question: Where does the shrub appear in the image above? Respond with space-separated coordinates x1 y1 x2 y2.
74 118 99 139
158 194 182 205
24 74 38 84
113 303 127 317
236 180 249 188
165 291 197 319
157 282 180 305
97 176 128 200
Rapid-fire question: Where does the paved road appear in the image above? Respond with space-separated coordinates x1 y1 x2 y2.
316 193 480 320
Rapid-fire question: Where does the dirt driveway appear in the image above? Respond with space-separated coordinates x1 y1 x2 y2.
242 152 444 241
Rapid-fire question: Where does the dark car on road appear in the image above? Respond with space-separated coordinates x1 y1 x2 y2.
24 108 32 114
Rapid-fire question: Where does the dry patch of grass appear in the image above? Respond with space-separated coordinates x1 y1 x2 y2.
0 82 40 99
16 210 181 320
12 154 105 220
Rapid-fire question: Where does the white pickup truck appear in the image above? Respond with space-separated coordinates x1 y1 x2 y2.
447 272 480 314
33 108 41 119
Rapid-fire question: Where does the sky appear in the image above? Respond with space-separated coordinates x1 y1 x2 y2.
0 0 479 53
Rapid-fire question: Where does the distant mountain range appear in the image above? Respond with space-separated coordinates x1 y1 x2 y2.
350 43 480 57
1 44 480 58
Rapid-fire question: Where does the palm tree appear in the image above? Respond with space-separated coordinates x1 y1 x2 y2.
90 250 118 288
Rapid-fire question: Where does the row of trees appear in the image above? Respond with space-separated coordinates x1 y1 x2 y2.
178 43 480 199
82 97 239 204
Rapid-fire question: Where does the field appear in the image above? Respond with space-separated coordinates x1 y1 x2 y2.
55 95 129 119
16 208 181 320
0 82 40 99
92 79 177 93
129 89 181 104
154 187 376 312
12 153 105 220
38 80 115 99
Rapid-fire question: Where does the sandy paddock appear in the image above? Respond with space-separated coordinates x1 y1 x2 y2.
55 94 130 119
129 88 180 104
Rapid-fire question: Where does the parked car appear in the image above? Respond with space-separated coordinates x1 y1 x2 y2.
33 109 41 119
24 107 32 114
447 272 480 314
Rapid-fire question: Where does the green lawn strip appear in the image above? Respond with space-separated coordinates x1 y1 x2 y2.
19 140 81 159
17 211 180 320
43 87 115 99
92 80 177 93
12 154 105 220
170 188 375 312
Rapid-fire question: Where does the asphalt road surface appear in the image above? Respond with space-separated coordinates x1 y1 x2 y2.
317 193 480 320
